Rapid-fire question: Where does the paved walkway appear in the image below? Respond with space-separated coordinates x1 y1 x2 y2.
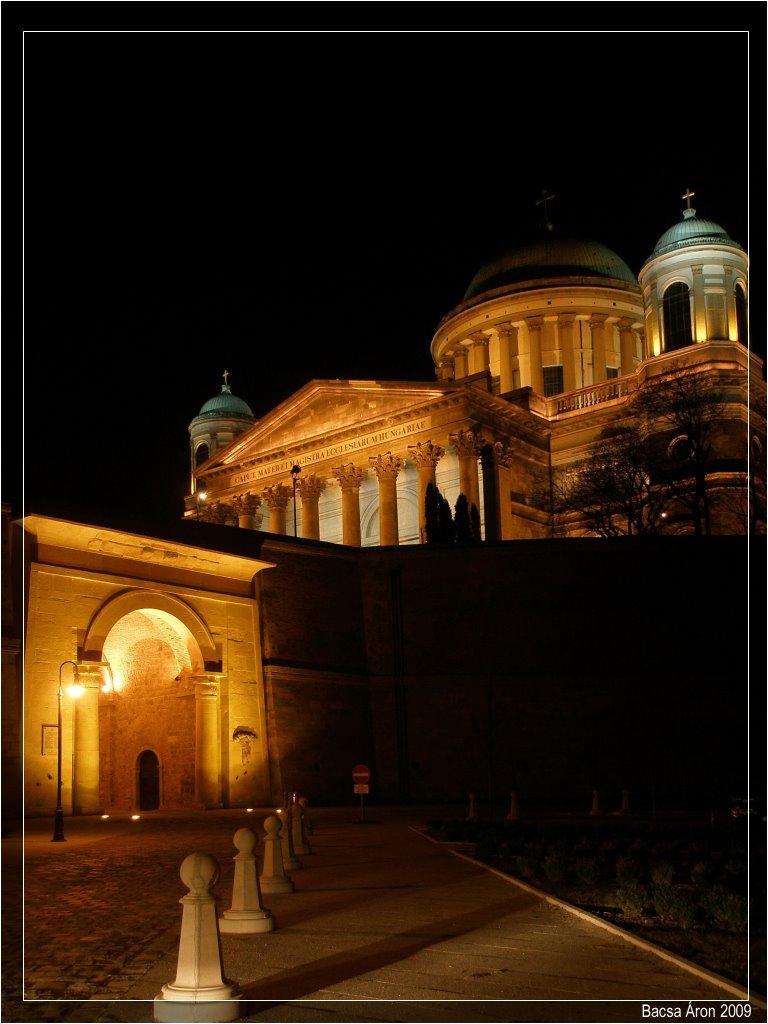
2 805 765 1023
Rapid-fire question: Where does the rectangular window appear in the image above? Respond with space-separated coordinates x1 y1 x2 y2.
543 365 564 397
606 366 619 379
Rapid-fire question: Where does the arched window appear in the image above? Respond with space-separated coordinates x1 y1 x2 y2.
735 284 748 346
662 282 692 351
195 442 210 468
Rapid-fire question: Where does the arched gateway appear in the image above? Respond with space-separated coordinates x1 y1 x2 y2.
21 516 275 818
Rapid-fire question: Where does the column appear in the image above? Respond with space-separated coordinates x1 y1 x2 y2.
526 316 544 394
408 441 445 544
468 331 490 376
296 474 326 540
369 453 403 546
453 345 469 379
691 265 706 342
262 484 291 535
497 323 519 393
616 318 637 376
590 314 608 384
332 464 364 546
232 494 261 530
558 315 576 393
451 429 485 516
72 676 100 815
195 680 221 809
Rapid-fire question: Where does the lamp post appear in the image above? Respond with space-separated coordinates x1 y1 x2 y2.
290 465 301 536
53 660 79 842
196 490 207 520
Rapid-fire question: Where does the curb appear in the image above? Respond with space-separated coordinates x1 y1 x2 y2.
448 846 763 1007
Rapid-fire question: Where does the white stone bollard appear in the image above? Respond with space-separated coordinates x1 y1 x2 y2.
279 803 302 870
589 789 602 816
291 794 311 856
506 791 520 822
259 815 294 894
219 828 274 934
154 852 240 1023
298 796 313 836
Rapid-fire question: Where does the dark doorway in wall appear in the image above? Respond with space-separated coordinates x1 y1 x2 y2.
138 750 160 810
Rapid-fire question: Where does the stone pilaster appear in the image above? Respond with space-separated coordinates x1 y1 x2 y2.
194 679 221 809
691 265 706 342
369 453 403 546
557 315 577 393
453 345 469 379
72 675 101 815
496 323 519 393
526 316 544 394
616 317 637 376
590 314 608 384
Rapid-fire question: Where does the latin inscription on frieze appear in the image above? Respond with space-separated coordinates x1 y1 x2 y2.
230 418 431 488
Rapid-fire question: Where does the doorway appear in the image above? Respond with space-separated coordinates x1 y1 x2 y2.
138 750 160 810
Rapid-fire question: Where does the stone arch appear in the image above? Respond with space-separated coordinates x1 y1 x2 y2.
82 589 219 668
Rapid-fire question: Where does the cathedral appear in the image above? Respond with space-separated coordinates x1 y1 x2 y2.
6 193 763 822
185 192 762 544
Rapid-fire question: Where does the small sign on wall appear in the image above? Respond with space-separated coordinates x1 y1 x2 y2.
353 783 369 794
42 725 58 756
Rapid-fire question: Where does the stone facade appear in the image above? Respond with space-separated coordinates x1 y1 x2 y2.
7 508 757 820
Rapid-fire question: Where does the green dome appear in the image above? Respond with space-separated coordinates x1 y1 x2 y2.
196 384 254 421
464 236 637 301
646 209 744 262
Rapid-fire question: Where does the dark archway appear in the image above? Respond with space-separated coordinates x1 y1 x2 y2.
138 750 160 810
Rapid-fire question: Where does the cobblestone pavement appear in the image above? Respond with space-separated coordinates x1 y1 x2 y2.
2 806 765 1024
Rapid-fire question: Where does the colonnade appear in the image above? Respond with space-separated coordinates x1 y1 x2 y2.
437 315 642 393
199 431 493 547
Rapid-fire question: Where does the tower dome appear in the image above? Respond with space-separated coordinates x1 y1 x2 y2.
197 384 254 420
188 373 256 496
638 191 749 357
463 236 637 302
646 208 744 263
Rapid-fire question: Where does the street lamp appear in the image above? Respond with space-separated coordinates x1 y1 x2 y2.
196 490 207 520
290 465 301 536
53 660 80 842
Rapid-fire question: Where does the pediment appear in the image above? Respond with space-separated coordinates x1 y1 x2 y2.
202 379 453 472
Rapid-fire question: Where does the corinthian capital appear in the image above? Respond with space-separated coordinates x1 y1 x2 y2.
408 440 445 469
369 452 403 479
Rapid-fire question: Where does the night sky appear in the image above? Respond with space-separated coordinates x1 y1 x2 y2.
8 22 758 524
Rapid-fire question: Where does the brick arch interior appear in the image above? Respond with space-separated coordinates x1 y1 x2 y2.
85 592 215 813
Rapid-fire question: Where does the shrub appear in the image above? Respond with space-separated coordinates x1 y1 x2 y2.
652 884 676 920
690 860 714 887
650 860 675 887
616 884 647 917
514 855 538 880
702 886 749 933
668 889 697 930
616 855 642 885
574 855 601 885
543 852 567 882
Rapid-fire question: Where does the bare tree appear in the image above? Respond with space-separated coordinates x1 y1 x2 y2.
636 373 726 537
552 425 667 537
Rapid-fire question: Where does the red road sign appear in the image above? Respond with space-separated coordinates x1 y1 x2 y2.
352 764 371 784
